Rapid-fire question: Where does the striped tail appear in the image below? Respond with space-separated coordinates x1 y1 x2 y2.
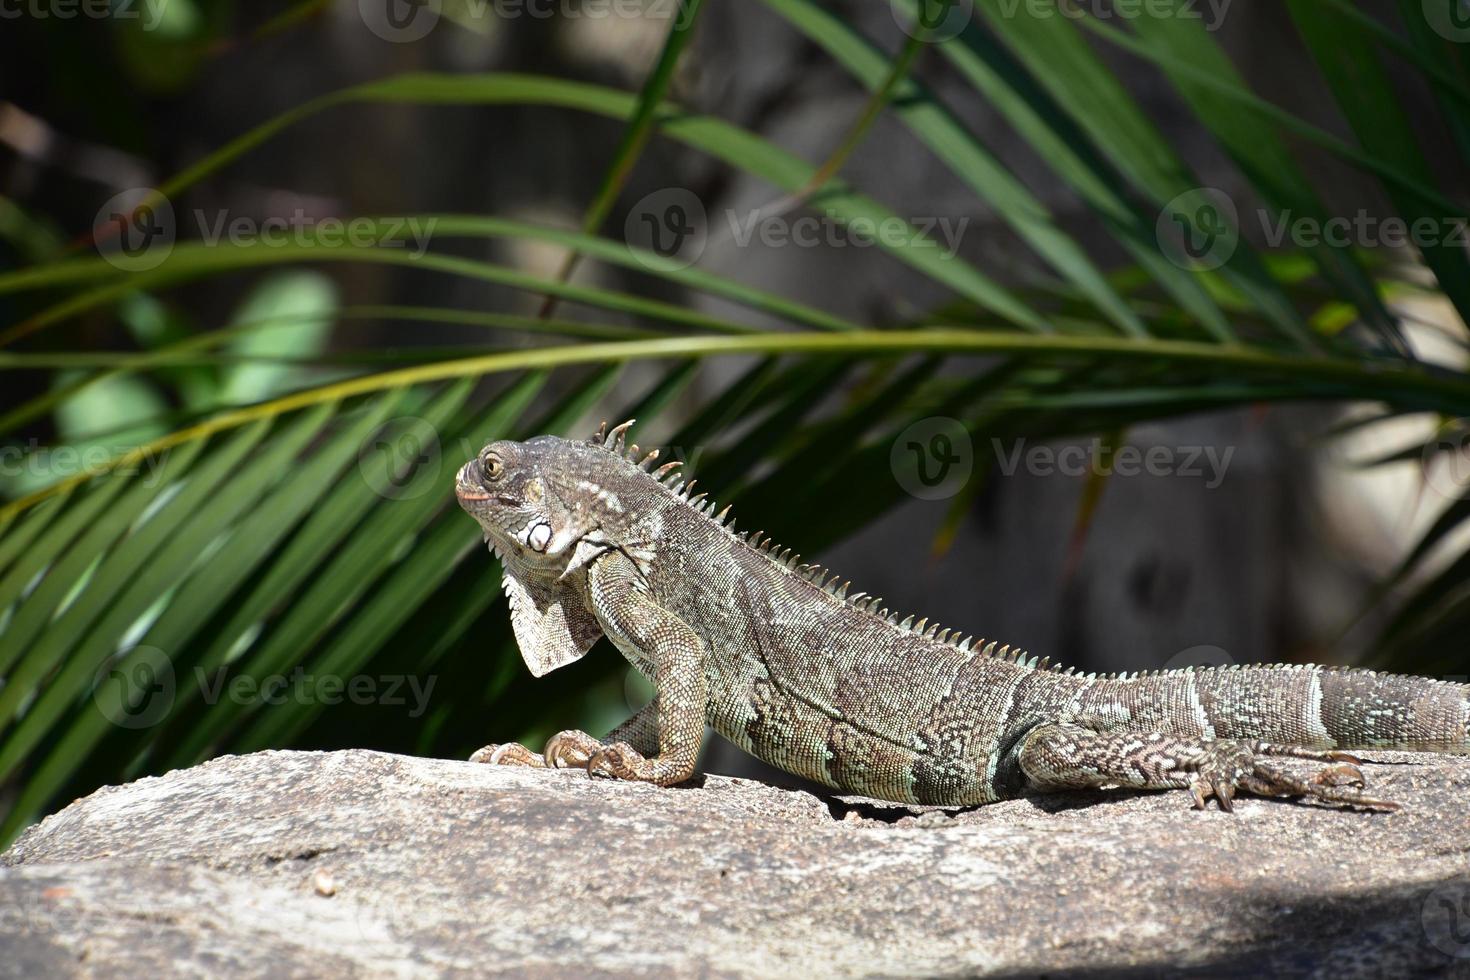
1107 664 1470 754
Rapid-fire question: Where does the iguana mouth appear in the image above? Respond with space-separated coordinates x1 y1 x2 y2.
455 460 494 502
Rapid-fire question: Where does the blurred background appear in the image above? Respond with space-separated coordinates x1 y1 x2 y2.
2 0 1468 841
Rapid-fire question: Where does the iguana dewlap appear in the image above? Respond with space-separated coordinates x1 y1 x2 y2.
454 421 1468 811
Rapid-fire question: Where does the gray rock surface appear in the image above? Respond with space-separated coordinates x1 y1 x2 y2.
4 749 1470 978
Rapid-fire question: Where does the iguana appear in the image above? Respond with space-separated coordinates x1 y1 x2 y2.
455 421 1468 811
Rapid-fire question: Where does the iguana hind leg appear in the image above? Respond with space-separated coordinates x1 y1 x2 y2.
1016 721 1401 812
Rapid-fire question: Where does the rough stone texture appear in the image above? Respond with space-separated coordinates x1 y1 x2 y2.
4 749 1470 978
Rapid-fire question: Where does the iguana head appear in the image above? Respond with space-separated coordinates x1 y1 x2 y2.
455 419 668 567
455 434 591 573
455 420 661 676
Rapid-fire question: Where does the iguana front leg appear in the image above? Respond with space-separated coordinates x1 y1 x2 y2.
471 551 707 786
580 550 707 785
1016 721 1401 811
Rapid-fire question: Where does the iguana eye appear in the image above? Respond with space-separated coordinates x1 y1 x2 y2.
480 452 504 482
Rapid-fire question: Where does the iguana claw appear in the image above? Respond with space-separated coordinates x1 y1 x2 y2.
543 730 603 769
587 741 644 780
469 742 546 767
1188 741 1400 812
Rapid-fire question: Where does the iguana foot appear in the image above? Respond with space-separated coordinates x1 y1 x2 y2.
1018 722 1402 812
468 742 546 767
587 741 647 780
471 729 608 770
587 742 695 786
1192 741 1400 812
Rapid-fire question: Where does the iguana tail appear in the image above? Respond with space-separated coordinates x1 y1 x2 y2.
1108 665 1470 753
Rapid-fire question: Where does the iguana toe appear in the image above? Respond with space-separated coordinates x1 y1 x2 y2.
587 741 644 780
543 729 603 769
469 743 547 768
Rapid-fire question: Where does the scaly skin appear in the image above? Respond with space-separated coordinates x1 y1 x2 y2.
455 421 1469 812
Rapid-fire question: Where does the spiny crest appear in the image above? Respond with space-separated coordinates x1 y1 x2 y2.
588 421 742 528
589 418 666 470
589 418 635 455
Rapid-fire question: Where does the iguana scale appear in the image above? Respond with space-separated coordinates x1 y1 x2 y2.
455 421 1469 811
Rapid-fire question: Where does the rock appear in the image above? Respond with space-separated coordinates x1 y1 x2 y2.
3 749 1470 978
